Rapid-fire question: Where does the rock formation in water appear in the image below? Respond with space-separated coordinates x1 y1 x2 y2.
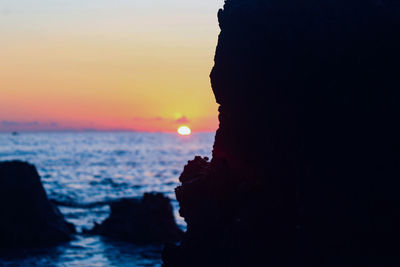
0 161 75 248
90 193 183 244
163 1 400 266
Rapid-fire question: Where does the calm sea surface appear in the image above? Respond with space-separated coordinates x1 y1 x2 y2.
0 132 214 266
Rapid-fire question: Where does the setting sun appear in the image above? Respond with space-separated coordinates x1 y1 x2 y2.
177 126 191 136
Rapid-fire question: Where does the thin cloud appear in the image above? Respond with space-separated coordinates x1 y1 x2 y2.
175 116 189 124
0 121 59 131
1 121 39 126
133 117 165 122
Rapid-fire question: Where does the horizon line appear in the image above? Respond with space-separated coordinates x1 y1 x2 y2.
0 129 216 134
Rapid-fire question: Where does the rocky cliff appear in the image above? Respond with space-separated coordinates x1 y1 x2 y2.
0 161 75 248
163 1 400 266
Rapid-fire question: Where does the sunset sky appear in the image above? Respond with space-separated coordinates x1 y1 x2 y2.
0 0 222 132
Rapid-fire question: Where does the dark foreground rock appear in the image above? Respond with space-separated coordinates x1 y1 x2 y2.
163 1 400 266
89 193 183 244
0 161 75 248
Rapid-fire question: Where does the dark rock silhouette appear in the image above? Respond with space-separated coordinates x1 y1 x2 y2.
89 193 183 244
0 161 75 248
163 1 400 266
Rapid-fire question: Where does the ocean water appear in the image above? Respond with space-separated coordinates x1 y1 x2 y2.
0 132 215 267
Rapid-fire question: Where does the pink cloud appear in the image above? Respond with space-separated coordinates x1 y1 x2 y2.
175 116 189 124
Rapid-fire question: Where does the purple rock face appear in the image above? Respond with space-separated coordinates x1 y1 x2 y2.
0 161 75 248
163 1 400 266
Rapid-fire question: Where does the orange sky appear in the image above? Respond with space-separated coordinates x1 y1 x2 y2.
0 0 222 132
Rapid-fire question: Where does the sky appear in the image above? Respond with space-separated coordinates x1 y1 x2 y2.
0 0 223 132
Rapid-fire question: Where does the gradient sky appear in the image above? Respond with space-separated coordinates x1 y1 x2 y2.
0 0 223 132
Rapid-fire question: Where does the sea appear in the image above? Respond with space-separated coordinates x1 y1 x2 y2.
0 132 215 267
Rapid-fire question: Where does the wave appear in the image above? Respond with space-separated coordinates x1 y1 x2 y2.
51 199 112 208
